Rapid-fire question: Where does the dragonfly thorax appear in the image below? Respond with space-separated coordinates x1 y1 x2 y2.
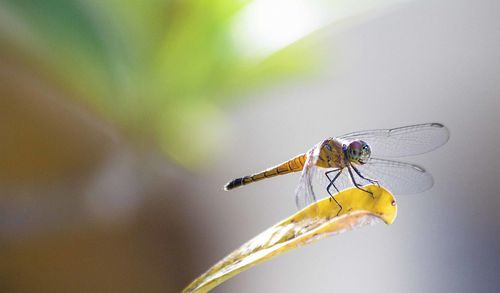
346 140 371 165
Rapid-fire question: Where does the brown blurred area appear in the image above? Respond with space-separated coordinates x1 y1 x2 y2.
0 57 111 185
0 55 201 292
0 201 199 293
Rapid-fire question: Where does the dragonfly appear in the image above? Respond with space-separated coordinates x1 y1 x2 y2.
224 123 449 213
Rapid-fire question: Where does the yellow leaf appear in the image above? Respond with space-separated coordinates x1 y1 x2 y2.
183 185 397 293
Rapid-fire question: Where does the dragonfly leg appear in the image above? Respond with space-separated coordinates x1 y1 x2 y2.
325 169 343 216
347 165 374 198
325 169 341 193
351 165 380 187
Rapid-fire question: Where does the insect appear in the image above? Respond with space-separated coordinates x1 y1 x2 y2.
224 123 449 213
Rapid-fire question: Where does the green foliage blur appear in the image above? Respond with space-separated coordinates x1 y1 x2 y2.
0 0 319 167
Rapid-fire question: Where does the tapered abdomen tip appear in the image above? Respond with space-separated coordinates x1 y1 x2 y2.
224 178 244 191
223 181 234 191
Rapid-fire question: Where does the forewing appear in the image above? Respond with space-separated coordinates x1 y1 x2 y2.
338 123 449 157
354 158 434 194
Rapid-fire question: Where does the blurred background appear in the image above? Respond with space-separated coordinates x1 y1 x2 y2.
1 0 499 292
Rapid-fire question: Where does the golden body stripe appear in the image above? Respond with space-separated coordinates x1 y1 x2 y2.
243 154 306 185
224 154 306 190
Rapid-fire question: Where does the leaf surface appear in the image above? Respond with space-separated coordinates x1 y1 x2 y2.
183 185 397 293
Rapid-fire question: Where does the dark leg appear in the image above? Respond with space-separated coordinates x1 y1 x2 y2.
351 165 379 187
324 169 343 215
347 165 374 198
325 169 341 194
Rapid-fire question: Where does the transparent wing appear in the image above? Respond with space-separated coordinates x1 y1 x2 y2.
294 142 321 210
353 158 434 194
338 123 449 158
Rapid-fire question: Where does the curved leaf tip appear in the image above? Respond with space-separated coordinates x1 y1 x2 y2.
183 185 397 293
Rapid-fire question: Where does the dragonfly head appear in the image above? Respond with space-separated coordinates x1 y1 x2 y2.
347 140 371 164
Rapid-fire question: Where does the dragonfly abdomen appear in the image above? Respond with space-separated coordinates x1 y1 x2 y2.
224 154 306 190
